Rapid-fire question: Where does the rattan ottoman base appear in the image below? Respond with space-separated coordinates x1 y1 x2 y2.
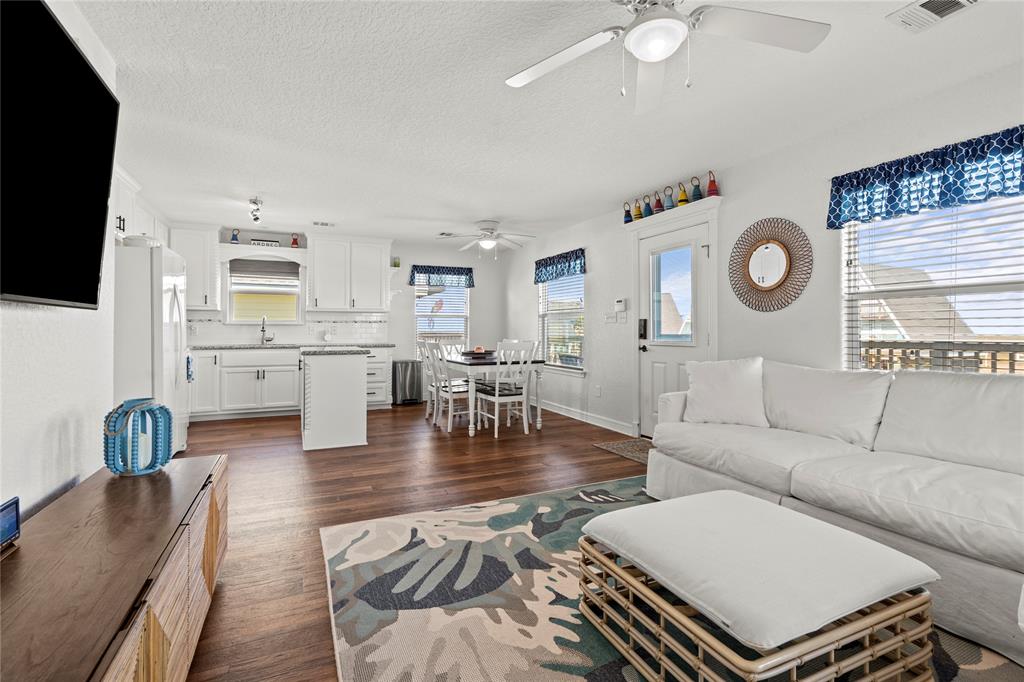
579 536 934 682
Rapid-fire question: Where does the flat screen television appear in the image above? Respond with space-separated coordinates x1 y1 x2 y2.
0 1 119 309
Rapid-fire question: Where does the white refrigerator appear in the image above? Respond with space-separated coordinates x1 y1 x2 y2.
113 239 190 453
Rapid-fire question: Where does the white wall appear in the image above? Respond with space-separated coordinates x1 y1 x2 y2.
505 211 637 434
504 63 1024 434
0 1 117 516
388 240 508 360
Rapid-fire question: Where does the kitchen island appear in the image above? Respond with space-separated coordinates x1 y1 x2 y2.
300 346 370 450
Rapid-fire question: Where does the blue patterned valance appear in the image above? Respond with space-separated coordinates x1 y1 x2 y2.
408 265 475 288
827 125 1023 229
534 248 586 284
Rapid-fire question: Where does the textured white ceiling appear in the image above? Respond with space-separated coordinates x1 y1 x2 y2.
78 1 1023 240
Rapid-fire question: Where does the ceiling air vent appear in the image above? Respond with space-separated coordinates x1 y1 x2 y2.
887 0 980 33
312 220 335 228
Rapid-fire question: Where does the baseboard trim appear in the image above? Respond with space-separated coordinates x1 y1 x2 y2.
188 409 299 422
537 400 637 437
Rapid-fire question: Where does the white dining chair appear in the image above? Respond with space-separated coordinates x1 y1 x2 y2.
417 340 437 422
500 338 538 424
476 341 534 438
426 341 471 432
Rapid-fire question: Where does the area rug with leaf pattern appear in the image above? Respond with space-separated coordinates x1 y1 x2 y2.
320 476 1022 681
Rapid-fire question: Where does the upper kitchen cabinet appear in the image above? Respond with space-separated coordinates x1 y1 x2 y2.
350 241 389 310
171 228 219 310
311 237 350 310
309 236 391 311
110 166 170 245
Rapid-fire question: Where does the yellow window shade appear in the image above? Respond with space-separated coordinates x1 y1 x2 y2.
231 292 298 321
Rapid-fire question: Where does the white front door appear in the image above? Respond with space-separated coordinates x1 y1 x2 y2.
639 223 713 436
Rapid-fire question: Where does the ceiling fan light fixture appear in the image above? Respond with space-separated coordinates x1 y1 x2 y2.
478 238 498 250
624 8 688 63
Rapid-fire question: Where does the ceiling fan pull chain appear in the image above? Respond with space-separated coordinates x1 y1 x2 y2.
620 41 626 97
685 35 693 89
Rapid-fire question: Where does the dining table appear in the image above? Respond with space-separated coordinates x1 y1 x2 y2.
441 351 546 437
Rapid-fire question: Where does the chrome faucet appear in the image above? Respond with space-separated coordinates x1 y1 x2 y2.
259 315 274 344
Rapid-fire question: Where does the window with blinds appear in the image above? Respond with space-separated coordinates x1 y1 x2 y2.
538 273 584 369
842 195 1024 374
228 258 301 322
414 275 469 347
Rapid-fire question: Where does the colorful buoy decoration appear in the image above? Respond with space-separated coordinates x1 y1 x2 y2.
623 202 633 224
663 185 676 210
690 176 704 202
632 200 643 221
642 195 654 217
653 191 664 214
677 182 689 206
706 170 720 197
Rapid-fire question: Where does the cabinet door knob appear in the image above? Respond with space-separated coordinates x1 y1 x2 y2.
315 297 318 307
204 294 208 305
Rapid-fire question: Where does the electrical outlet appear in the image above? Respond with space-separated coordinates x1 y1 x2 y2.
594 385 602 397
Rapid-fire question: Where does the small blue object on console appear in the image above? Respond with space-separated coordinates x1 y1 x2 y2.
103 398 173 476
1 496 20 558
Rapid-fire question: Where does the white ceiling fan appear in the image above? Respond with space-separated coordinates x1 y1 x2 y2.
437 220 535 259
505 0 831 114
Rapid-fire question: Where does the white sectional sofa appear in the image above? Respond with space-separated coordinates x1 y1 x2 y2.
648 358 1024 664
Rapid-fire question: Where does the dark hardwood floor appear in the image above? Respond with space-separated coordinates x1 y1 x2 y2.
181 406 645 681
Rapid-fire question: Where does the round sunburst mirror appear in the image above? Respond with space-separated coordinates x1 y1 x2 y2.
729 218 812 312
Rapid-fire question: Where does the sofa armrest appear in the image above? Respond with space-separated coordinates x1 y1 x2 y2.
658 391 688 425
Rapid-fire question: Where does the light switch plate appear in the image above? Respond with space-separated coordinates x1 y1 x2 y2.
617 312 627 323
604 312 617 323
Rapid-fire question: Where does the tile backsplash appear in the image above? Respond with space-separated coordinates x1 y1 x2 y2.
187 312 389 346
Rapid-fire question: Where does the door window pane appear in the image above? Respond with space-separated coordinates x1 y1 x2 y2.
652 246 693 342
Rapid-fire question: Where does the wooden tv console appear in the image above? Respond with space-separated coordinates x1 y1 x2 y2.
1 455 228 681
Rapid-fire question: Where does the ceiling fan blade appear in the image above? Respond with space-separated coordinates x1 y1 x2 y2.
505 27 623 88
689 5 830 53
458 239 478 251
634 59 665 115
436 232 479 239
496 236 523 248
499 232 536 239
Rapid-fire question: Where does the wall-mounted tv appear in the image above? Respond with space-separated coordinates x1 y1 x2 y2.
0 1 120 310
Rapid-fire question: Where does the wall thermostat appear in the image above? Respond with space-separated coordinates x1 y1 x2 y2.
614 298 627 312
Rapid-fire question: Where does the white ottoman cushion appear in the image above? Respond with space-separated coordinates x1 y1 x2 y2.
581 490 939 649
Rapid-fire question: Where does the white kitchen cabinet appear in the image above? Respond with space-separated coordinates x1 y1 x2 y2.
110 171 139 238
311 238 350 310
350 241 388 310
171 228 218 310
262 367 300 408
220 367 262 411
190 351 220 414
131 202 156 239
309 237 390 312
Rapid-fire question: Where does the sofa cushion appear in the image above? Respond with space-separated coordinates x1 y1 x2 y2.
763 361 892 449
653 421 867 495
873 372 1024 475
791 451 1024 573
581 491 939 649
683 357 769 428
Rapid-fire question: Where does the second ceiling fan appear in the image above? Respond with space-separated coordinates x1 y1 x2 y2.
505 0 831 114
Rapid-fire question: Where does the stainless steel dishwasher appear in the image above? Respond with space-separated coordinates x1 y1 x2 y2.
392 359 423 404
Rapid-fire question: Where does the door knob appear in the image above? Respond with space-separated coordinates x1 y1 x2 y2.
639 345 649 352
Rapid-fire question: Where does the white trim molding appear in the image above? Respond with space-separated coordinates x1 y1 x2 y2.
625 196 722 434
536 399 637 437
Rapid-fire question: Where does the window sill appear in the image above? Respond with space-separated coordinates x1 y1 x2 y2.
542 364 587 378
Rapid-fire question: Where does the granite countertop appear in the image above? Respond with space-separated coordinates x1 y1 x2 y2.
190 342 395 350
299 346 371 356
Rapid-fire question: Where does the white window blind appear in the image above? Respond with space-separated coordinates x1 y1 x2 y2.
538 273 584 369
228 258 301 322
842 195 1024 374
415 275 469 347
